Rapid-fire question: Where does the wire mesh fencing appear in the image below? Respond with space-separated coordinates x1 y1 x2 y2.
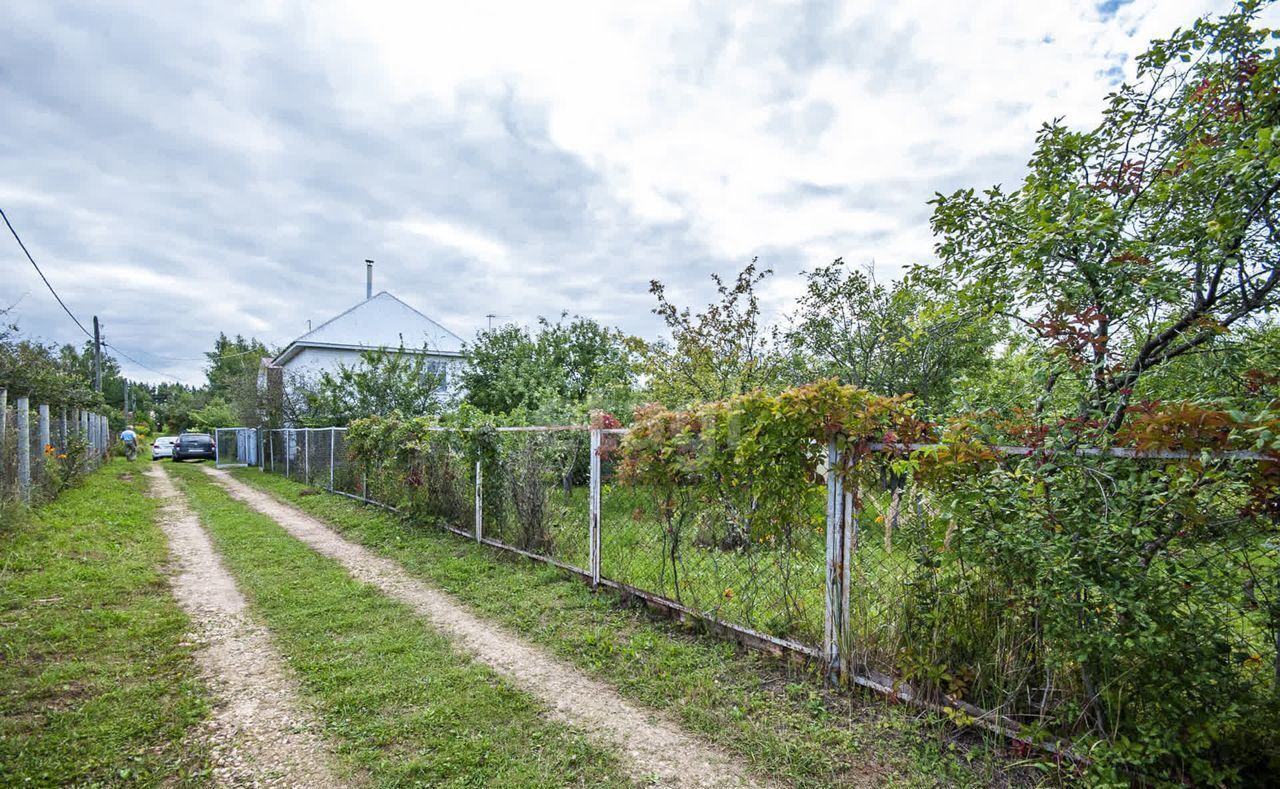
829 444 1280 756
598 427 826 647
480 428 591 572
214 427 258 468
253 422 1280 761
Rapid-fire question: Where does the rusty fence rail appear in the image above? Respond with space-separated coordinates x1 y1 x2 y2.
256 424 1279 757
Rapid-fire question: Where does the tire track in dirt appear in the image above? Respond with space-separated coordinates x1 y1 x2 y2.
148 465 346 788
202 466 763 789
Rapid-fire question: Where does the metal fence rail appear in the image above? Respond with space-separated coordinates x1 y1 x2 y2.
214 427 259 469
254 423 1279 757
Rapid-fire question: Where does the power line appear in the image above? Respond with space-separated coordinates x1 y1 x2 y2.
142 343 280 363
102 340 187 384
1 205 256 385
0 205 93 339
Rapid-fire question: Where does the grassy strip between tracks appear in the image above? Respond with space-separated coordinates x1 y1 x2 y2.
230 466 1054 788
169 462 629 787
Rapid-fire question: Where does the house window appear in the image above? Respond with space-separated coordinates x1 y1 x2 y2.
424 360 448 389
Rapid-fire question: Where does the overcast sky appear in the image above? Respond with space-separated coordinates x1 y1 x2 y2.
2 0 1266 384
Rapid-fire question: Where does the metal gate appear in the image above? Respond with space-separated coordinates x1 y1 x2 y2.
214 427 258 469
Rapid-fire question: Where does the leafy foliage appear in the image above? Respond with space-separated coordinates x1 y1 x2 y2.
931 3 1280 432
299 346 447 427
618 378 1280 781
0 335 103 408
645 260 789 407
461 314 638 420
204 333 272 426
788 259 997 415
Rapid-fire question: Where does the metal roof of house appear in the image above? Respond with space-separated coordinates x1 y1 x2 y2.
272 291 465 366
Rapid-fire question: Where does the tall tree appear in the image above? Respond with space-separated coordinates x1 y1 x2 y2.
205 333 271 425
461 315 636 418
930 3 1280 429
645 260 786 407
787 259 997 415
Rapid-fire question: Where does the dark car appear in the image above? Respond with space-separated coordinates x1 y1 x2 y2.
172 432 216 462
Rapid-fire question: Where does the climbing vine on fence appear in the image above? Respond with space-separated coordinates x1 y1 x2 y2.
341 381 1280 781
616 380 1280 783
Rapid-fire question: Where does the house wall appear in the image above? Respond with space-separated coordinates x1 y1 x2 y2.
280 346 366 381
278 346 465 415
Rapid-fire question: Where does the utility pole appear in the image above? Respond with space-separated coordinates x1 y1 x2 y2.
93 315 102 392
124 379 130 423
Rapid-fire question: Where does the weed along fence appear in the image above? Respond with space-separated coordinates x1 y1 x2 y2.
257 386 1280 774
0 388 111 503
262 424 823 652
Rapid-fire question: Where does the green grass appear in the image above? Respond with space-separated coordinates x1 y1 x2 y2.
0 466 212 786
168 462 631 787
231 466 1055 788
369 460 835 647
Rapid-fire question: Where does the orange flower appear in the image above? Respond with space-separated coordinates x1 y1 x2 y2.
723 587 735 600
57 453 68 460
44 444 56 455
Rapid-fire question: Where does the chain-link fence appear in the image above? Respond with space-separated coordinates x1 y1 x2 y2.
481 428 591 573
255 422 1279 760
838 448 1280 744
598 426 827 647
1 389 111 504
214 427 259 469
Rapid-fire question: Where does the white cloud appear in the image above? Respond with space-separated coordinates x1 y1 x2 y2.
305 0 1267 269
396 219 511 264
4 0 1274 384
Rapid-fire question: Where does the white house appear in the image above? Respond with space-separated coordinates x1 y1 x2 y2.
263 287 467 415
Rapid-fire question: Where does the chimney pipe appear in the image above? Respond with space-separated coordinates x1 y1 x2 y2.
365 259 374 299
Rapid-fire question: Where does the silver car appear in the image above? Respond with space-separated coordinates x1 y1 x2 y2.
151 435 177 460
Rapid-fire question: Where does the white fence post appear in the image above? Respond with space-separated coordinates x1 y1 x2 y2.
16 396 30 501
37 405 50 486
824 438 851 683
0 389 7 453
589 428 602 588
304 428 310 484
474 460 483 542
329 428 335 490
285 430 291 478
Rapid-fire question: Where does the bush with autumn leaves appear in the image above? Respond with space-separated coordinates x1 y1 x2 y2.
616 379 1279 783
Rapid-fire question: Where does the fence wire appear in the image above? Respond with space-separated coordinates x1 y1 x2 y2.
843 450 1279 742
254 423 1280 761
481 429 590 572
599 429 826 645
